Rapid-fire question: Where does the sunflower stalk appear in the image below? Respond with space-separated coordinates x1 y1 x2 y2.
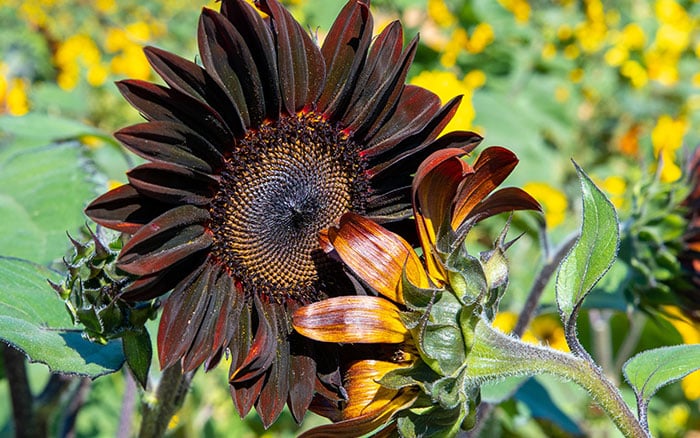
464 318 649 438
138 362 193 438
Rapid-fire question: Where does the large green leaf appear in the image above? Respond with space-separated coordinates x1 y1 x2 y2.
623 344 700 406
0 257 124 377
0 141 95 264
556 162 619 328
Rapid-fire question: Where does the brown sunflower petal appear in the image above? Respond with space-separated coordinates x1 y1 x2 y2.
126 162 217 205
452 146 519 226
412 148 474 281
293 296 407 344
360 85 440 157
117 205 212 276
181 268 239 372
143 46 245 136
231 376 264 419
287 338 316 423
157 263 213 370
318 0 373 119
463 187 543 227
365 96 463 180
257 0 326 113
345 36 417 140
328 212 428 301
84 183 169 234
115 80 232 145
115 121 223 173
256 307 290 427
198 9 265 127
341 21 403 132
119 252 207 301
230 294 278 383
219 0 281 119
228 296 259 417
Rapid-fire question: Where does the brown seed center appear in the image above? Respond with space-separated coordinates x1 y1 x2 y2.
209 113 366 302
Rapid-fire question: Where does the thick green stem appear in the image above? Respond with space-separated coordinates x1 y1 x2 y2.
465 320 648 438
138 363 193 438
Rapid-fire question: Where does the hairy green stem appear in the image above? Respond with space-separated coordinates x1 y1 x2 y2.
466 320 648 438
138 363 193 438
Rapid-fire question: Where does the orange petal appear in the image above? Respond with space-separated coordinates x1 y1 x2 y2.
452 146 518 227
328 212 428 302
299 387 418 438
292 296 408 344
412 149 473 283
344 359 407 418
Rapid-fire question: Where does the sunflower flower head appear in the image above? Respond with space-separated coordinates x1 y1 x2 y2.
293 146 541 437
83 0 480 427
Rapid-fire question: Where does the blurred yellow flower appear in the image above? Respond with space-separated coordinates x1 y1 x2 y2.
95 0 115 14
498 0 531 24
410 70 484 132
440 28 468 68
620 23 646 50
55 34 103 91
542 42 557 60
110 45 151 81
662 306 700 400
466 23 495 54
428 0 456 28
620 60 648 88
493 312 569 352
596 175 626 209
563 43 580 59
651 115 687 182
6 78 30 116
522 182 567 228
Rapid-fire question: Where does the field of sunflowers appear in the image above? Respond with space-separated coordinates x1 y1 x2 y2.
1 0 700 436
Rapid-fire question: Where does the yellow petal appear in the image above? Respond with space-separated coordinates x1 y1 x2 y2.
292 296 408 344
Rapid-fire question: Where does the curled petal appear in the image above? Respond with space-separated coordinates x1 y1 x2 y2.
343 359 408 418
327 212 428 301
452 146 519 226
463 187 543 229
292 296 407 344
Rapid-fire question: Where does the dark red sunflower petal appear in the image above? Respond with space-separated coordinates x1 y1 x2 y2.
228 296 265 418
452 146 520 224
257 0 326 113
463 187 542 227
360 85 441 159
116 80 233 146
84 183 170 234
287 335 316 423
218 0 281 119
117 205 212 276
181 268 241 372
343 35 418 139
120 252 207 301
317 0 373 119
115 121 223 173
230 294 278 383
255 303 290 427
157 263 213 370
365 96 463 180
198 8 265 128
126 162 217 205
143 46 245 137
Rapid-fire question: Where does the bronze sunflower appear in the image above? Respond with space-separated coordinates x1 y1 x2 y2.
85 0 479 426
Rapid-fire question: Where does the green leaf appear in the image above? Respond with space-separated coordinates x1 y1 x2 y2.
623 344 700 406
556 162 619 329
0 257 124 377
0 141 96 264
123 330 152 389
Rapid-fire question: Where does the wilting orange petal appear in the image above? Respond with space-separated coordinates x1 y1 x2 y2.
328 212 428 302
344 359 407 418
292 296 408 344
299 388 418 438
463 187 542 228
